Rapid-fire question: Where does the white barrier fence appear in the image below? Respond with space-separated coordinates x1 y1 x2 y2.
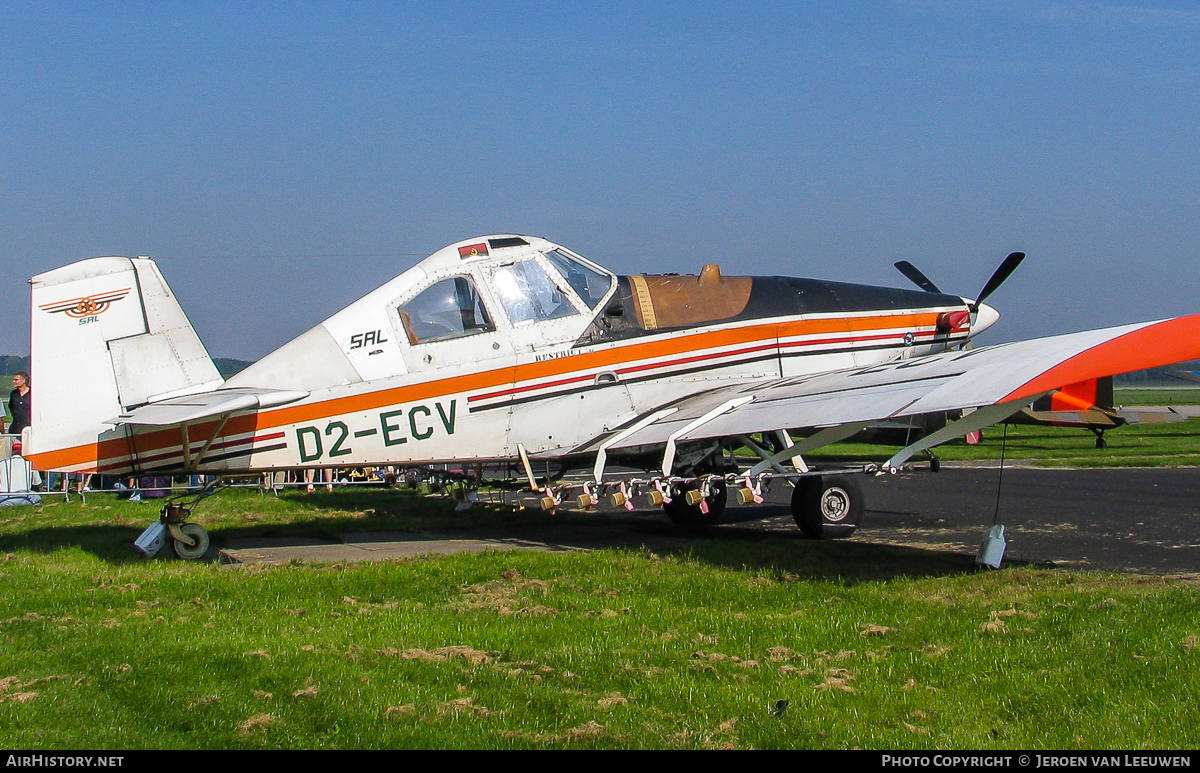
0 433 41 505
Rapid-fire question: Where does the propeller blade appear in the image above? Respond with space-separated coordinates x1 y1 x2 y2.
894 261 942 294
973 251 1025 311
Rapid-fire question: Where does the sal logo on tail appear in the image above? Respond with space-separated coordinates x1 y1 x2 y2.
38 289 131 324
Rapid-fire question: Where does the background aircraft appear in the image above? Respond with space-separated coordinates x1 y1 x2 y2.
24 235 1200 557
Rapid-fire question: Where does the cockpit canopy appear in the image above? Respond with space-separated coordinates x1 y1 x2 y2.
397 241 615 346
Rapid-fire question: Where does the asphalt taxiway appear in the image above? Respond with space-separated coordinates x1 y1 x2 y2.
805 466 1200 576
219 466 1200 577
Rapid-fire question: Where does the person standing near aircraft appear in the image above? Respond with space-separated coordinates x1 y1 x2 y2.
3 371 34 494
8 372 30 436
305 468 333 493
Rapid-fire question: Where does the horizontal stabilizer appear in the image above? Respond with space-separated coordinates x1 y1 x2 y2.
1115 408 1189 424
108 388 309 426
1008 408 1123 429
1168 370 1200 385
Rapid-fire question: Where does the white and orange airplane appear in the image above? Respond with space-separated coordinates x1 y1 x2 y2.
24 234 1200 557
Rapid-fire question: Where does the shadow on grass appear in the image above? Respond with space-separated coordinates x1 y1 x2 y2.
0 523 152 564
0 487 991 582
0 489 551 564
676 537 985 584
618 507 987 583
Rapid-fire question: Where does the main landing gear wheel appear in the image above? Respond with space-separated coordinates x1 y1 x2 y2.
791 475 862 539
172 523 210 560
663 480 727 526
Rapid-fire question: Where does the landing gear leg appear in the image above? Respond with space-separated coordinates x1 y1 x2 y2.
162 482 219 560
1090 428 1108 450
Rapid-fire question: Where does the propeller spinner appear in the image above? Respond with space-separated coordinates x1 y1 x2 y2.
893 251 1025 339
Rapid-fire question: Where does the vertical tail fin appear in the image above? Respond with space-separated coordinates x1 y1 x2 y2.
28 257 222 471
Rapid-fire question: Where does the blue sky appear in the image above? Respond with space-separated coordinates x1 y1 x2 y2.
3 1 1198 359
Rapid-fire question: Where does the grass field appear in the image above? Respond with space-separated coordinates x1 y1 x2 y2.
809 416 1200 468
1114 388 1200 406
1 487 1198 749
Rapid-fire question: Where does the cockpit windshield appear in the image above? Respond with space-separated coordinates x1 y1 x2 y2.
488 259 578 325
544 249 613 309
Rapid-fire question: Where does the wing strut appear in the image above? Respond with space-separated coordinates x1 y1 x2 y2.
736 435 795 476
662 398 752 476
180 413 234 473
882 398 1031 472
775 430 807 473
517 443 541 492
593 408 678 483
737 432 810 474
745 422 872 477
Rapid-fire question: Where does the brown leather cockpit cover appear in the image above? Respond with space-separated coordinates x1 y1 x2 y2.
628 264 753 330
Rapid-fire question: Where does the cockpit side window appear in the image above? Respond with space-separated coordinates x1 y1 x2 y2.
544 249 614 309
488 259 578 325
397 276 494 344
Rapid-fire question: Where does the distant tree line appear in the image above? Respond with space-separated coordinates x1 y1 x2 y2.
0 355 29 377
1 355 252 380
212 358 253 378
1114 360 1200 387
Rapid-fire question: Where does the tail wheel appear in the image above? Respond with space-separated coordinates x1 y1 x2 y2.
172 523 210 560
663 480 727 526
791 475 862 539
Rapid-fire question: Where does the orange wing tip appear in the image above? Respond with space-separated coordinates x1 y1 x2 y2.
1004 315 1200 403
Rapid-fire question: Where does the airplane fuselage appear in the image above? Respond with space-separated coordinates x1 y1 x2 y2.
49 244 974 472
29 235 982 475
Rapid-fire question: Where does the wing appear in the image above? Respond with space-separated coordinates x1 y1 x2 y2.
579 315 1200 472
